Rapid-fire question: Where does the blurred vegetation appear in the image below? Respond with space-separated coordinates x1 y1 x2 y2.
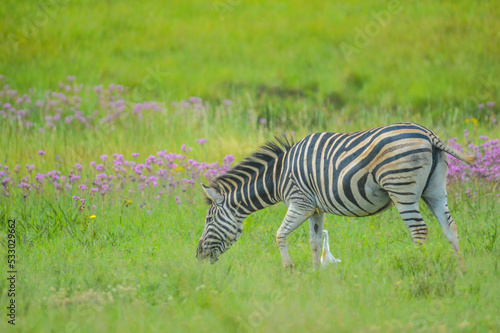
1 0 498 114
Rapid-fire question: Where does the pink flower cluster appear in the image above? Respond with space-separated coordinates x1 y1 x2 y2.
0 76 232 131
0 76 165 131
447 132 500 186
0 145 234 205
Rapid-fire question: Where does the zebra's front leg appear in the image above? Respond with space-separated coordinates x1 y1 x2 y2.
308 211 325 270
276 205 315 269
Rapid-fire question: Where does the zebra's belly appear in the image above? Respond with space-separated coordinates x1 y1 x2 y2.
315 179 393 217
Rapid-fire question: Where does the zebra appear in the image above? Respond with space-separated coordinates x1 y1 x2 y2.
195 123 475 269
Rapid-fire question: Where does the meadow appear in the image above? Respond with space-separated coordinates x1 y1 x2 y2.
1 1 500 332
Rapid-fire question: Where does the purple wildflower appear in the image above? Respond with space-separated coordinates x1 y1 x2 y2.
133 104 142 114
181 144 192 153
189 97 202 104
223 155 234 166
196 138 207 145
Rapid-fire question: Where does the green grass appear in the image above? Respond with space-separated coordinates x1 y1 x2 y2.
1 184 499 332
1 0 499 109
1 0 500 332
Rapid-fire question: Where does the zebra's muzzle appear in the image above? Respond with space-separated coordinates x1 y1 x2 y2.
196 239 207 260
209 251 220 264
196 240 221 265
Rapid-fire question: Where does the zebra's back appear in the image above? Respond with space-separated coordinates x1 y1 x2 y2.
281 123 440 217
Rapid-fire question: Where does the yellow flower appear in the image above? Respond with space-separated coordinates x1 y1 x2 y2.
465 119 469 124
172 166 184 172
90 215 96 219
471 117 478 126
127 200 132 204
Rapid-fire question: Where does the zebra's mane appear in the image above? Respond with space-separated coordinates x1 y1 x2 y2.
209 136 294 194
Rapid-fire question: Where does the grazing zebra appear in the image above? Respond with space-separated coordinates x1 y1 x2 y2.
196 123 474 269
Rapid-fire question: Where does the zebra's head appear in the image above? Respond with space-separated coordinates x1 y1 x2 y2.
196 184 242 264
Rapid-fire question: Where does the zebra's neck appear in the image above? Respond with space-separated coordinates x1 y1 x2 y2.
215 153 284 217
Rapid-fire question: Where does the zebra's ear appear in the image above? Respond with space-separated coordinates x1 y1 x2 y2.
202 184 224 204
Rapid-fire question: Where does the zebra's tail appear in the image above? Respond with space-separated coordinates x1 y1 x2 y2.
431 136 475 165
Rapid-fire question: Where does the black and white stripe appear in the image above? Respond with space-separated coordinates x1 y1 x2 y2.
196 123 474 269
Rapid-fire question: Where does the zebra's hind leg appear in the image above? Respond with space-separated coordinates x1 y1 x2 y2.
308 211 325 270
277 204 315 269
423 196 465 271
422 196 460 254
390 195 429 246
422 150 465 271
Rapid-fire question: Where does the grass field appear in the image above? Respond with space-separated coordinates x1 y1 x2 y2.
1 1 500 332
1 0 499 109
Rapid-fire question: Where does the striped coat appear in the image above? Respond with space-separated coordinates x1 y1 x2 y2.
196 123 474 269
